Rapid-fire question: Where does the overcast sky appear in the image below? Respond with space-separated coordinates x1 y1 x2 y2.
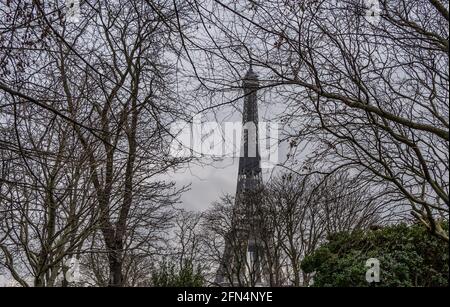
167 74 288 212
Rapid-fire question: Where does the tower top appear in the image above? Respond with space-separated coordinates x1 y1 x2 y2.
243 65 259 88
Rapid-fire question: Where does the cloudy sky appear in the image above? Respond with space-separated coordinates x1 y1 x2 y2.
171 97 286 211
167 75 288 212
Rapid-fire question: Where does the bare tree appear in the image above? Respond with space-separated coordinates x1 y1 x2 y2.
181 0 449 241
264 170 394 286
201 194 272 286
1 0 447 288
0 95 98 287
1 0 192 287
202 169 392 287
172 209 204 270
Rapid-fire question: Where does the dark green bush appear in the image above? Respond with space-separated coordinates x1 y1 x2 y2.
301 223 449 287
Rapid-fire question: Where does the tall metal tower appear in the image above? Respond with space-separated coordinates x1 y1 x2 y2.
215 66 269 286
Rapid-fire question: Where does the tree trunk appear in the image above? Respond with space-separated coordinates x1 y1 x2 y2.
108 249 123 287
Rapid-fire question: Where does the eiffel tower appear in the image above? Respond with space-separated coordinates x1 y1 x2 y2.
215 65 269 286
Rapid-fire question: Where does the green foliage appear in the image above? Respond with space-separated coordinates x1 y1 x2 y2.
301 223 449 287
151 260 205 287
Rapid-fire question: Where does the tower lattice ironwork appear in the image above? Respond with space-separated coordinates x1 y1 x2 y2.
215 66 270 286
